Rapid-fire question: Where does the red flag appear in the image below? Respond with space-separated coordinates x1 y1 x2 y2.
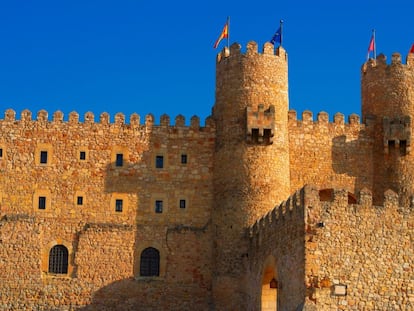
367 35 375 53
213 19 229 49
367 34 375 60
410 44 414 54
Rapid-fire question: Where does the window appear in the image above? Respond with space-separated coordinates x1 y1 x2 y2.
115 153 123 167
79 151 86 160
263 129 272 144
115 199 123 212
155 200 163 213
140 247 160 277
40 151 48 164
77 196 83 205
155 155 164 168
0 148 3 158
38 196 46 210
181 154 187 164
48 245 69 274
179 199 186 209
400 140 407 156
251 128 259 143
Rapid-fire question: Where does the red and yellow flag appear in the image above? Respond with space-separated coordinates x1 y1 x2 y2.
213 19 229 49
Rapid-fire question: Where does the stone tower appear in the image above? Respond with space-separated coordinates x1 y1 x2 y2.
362 52 414 205
212 42 290 309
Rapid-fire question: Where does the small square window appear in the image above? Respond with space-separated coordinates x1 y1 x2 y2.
77 196 83 205
0 148 3 158
115 199 123 212
155 155 164 169
79 151 86 160
181 154 187 164
40 151 48 164
38 196 46 210
179 199 186 209
116 154 123 167
155 200 163 213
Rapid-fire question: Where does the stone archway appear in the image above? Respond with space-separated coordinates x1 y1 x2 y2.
261 255 278 311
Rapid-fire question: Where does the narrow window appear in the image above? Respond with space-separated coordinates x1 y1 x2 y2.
38 196 46 210
181 154 187 164
77 196 83 206
179 199 186 209
263 129 272 144
400 140 407 156
140 247 160 277
388 140 396 156
155 155 164 169
115 199 123 212
79 151 86 160
40 151 48 164
116 153 123 167
251 128 259 143
48 245 69 274
155 200 163 213
0 148 3 158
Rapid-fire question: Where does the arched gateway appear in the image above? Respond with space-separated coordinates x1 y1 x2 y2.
261 255 278 311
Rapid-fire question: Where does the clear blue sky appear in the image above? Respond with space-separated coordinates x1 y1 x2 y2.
0 0 413 124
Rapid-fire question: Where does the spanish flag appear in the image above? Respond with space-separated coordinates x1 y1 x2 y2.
213 18 229 49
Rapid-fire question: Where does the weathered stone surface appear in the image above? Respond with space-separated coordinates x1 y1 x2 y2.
0 43 414 310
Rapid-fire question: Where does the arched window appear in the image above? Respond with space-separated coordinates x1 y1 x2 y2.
140 247 160 277
48 245 69 274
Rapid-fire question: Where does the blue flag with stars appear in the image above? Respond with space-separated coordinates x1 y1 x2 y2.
270 26 282 45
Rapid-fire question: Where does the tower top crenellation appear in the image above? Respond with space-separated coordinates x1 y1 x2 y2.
362 51 414 73
216 41 287 63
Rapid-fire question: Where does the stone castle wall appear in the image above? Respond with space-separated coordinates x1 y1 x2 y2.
247 188 308 310
288 110 373 196
0 110 215 310
247 185 414 310
1 43 414 310
305 186 414 310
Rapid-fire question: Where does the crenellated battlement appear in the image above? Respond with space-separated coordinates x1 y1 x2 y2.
288 109 364 129
247 185 412 245
248 187 307 239
216 41 287 63
362 52 414 73
0 109 215 132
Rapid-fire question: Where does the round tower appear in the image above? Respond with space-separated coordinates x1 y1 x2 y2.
361 52 414 205
212 41 290 309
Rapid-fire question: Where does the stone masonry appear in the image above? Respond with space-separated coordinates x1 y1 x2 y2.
0 41 414 310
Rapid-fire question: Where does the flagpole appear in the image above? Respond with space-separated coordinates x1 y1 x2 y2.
227 16 230 49
280 20 283 46
373 29 376 59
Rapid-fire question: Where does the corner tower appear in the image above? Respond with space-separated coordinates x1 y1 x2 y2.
212 42 290 309
362 52 414 205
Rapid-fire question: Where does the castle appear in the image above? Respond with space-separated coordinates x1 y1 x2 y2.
1 41 414 311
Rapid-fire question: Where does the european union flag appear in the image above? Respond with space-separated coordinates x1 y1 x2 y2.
270 26 282 45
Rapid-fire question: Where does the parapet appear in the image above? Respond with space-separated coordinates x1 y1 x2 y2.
362 52 414 74
248 186 311 239
216 41 287 63
247 185 413 243
288 110 364 130
0 109 215 132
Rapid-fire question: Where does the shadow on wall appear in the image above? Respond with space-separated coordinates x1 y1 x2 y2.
78 277 213 311
331 133 373 201
74 120 214 310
